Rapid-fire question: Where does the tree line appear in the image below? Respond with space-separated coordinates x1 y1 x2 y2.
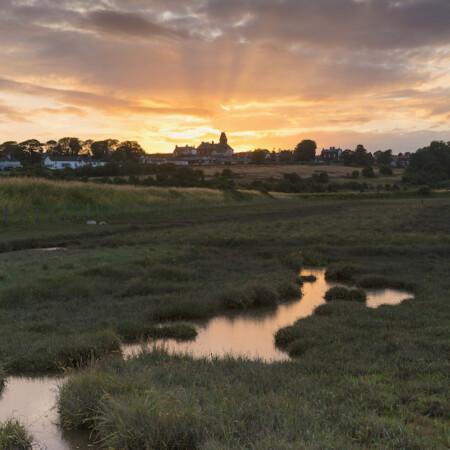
0 138 145 165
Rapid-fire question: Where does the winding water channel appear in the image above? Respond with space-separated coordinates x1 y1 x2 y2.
0 269 411 449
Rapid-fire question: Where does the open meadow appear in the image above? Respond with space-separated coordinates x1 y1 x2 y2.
0 184 448 448
201 163 405 186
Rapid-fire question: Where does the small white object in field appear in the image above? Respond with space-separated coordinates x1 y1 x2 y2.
86 220 97 225
99 221 108 225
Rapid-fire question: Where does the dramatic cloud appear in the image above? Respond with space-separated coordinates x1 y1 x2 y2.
0 0 448 152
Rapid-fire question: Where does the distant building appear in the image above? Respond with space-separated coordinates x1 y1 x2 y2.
0 156 22 171
173 145 197 157
43 155 107 170
172 132 235 164
195 132 234 157
316 147 342 164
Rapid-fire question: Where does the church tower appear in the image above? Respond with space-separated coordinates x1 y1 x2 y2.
219 132 228 146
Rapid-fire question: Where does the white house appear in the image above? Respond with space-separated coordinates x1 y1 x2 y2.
43 155 107 170
0 156 22 171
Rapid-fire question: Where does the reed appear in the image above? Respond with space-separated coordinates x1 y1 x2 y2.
0 419 33 449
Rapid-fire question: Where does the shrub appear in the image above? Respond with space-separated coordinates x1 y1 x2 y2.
324 286 366 302
418 185 431 196
362 166 375 178
0 419 33 449
379 165 393 175
312 172 329 183
351 170 360 179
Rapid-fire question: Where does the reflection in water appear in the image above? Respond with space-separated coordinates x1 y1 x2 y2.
0 376 91 450
0 269 410 449
122 268 411 362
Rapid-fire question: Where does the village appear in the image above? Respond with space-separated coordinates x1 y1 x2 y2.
0 132 411 171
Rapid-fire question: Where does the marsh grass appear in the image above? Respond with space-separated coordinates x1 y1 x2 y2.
0 419 33 449
299 275 317 282
324 286 367 302
0 194 448 447
118 322 197 342
58 344 449 449
0 368 5 391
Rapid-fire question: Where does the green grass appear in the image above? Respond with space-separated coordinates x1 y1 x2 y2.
0 419 33 449
324 286 367 302
0 188 448 447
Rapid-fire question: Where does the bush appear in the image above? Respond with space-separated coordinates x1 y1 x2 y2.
418 185 431 196
351 170 360 179
312 172 329 183
0 419 33 449
324 286 366 302
379 165 393 175
362 166 375 178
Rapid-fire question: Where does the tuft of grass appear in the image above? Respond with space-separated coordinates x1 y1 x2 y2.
118 322 197 342
355 275 414 292
220 281 280 309
276 281 301 299
0 419 33 449
324 286 367 302
96 390 204 450
325 263 361 282
299 275 317 283
300 250 327 267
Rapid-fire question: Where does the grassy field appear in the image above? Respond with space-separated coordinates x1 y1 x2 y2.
0 177 265 208
0 187 448 447
202 163 405 185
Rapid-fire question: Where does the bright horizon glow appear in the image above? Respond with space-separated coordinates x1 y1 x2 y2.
0 1 449 154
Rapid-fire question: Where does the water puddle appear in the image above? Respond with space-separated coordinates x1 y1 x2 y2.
0 268 410 449
0 376 92 449
122 268 411 362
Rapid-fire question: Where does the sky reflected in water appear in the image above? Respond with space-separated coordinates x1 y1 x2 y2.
123 269 411 362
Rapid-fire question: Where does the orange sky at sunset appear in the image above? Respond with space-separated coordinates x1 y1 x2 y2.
0 0 449 153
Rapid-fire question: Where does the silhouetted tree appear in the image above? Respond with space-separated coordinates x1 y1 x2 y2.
250 149 268 165
374 149 392 165
112 141 145 162
354 144 373 166
294 140 316 162
52 137 82 155
91 139 119 159
403 141 450 185
279 150 294 163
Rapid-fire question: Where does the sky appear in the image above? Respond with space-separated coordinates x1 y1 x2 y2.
0 0 449 154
